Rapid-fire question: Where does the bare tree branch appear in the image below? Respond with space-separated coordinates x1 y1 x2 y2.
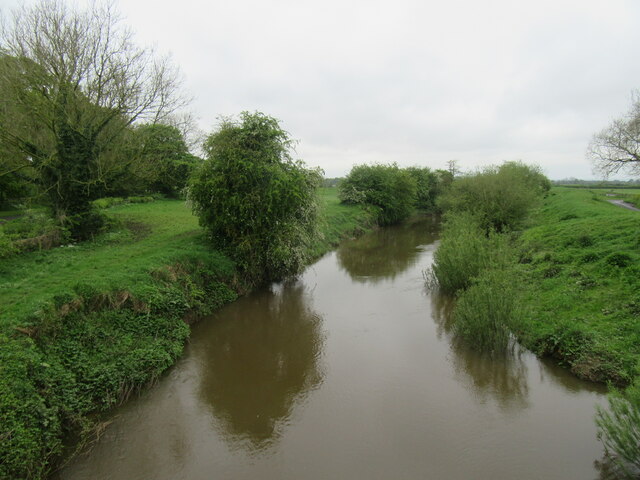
588 91 640 178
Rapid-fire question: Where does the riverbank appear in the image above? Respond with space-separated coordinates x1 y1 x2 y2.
0 188 375 480
515 188 640 386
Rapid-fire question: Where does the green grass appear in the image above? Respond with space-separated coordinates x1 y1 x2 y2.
0 188 375 480
1 189 374 326
0 200 205 324
515 188 640 384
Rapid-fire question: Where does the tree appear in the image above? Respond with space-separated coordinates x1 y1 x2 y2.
129 124 200 197
338 163 417 226
0 0 185 238
447 159 461 177
188 112 322 285
588 92 640 178
405 166 438 210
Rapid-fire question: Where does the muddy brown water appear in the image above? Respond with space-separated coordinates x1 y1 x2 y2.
55 216 609 480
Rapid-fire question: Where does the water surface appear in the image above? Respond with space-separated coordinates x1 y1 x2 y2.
56 216 607 480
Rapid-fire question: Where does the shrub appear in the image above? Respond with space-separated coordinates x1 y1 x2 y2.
93 197 125 209
0 230 16 258
2 211 55 240
127 196 154 204
0 335 63 480
438 161 549 232
189 112 322 285
596 380 640 476
338 163 417 226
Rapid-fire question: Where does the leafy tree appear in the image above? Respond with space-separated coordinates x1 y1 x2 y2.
129 124 200 197
0 0 185 238
338 163 417 225
438 161 549 232
405 166 439 210
588 92 640 178
189 112 322 285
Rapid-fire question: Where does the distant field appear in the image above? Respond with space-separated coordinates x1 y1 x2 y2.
558 184 640 191
597 188 640 195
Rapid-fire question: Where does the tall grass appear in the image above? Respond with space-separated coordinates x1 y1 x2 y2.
429 211 515 294
453 269 520 353
596 380 640 477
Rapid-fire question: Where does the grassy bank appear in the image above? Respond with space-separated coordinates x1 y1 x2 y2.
0 188 374 480
433 186 639 384
515 188 640 385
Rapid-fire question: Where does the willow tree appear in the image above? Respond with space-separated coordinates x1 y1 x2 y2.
0 0 185 238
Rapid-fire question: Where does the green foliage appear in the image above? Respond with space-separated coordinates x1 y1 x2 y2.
126 124 200 198
429 212 516 294
438 161 549 232
405 166 439 210
93 197 124 209
0 169 35 208
596 380 640 476
338 163 417 225
0 335 62 480
0 210 69 255
2 210 58 240
0 1 184 240
189 112 322 285
92 196 155 210
0 229 17 258
453 269 520 353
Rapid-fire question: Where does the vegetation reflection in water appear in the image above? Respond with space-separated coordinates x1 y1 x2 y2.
430 293 531 412
191 281 325 454
336 214 439 283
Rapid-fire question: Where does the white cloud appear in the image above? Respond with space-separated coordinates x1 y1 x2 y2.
3 0 640 179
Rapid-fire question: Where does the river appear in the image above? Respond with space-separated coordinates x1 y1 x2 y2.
55 215 608 480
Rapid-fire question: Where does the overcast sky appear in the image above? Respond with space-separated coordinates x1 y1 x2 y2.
3 0 640 179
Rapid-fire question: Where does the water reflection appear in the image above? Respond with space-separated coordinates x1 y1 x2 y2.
192 281 325 454
337 215 438 283
431 292 530 412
